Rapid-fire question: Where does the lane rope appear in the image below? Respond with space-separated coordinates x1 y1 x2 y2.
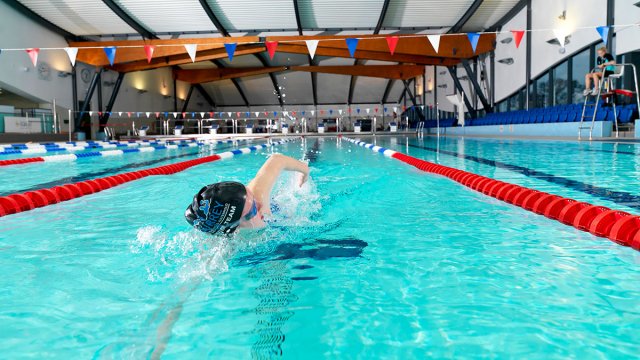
0 139 199 156
0 137 298 218
0 139 257 167
343 137 640 252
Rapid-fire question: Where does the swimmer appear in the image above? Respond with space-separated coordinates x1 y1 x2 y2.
185 154 310 234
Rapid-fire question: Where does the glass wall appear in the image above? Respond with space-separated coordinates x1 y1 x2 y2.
571 49 590 103
553 61 569 105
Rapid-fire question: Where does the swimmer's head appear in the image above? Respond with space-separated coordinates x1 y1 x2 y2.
185 181 247 235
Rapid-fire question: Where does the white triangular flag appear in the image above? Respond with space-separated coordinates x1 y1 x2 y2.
255 112 259 117
284 111 289 116
64 47 78 67
173 112 178 118
146 112 150 118
200 112 205 118
427 35 441 53
338 109 343 115
184 44 197 62
311 110 315 116
118 112 122 116
227 112 232 117
89 111 93 116
553 29 568 48
393 106 398 113
306 40 319 59
366 108 370 114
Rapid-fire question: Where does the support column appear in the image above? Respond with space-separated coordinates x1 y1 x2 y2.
76 68 102 131
525 0 532 110
100 72 125 127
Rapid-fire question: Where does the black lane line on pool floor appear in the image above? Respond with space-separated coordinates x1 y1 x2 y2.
407 142 640 212
0 144 241 197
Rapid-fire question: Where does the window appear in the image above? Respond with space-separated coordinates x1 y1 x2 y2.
554 62 569 105
572 49 590 103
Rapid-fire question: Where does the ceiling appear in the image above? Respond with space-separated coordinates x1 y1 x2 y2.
11 0 523 108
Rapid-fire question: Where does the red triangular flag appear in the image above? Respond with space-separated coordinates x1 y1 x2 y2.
264 111 268 116
265 41 278 60
386 36 399 55
144 45 155 63
511 30 525 49
26 48 39 67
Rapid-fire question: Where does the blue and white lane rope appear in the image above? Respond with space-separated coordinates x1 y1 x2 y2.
342 137 398 157
0 139 198 155
38 138 256 162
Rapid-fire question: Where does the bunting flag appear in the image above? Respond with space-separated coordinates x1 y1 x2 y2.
26 48 39 67
427 35 441 53
306 40 319 59
209 112 214 117
225 43 237 62
329 110 333 115
386 36 399 55
245 111 250 117
184 44 197 62
255 112 259 117
127 112 132 118
357 108 361 114
393 106 398 113
265 41 278 60
182 112 187 118
311 110 315 116
103 47 116 66
511 30 525 49
273 111 278 116
191 112 195 118
338 109 343 115
467 33 480 53
156 112 160 117
320 110 325 115
98 112 103 116
89 111 94 117
264 111 268 116
173 112 178 118
553 29 568 48
118 112 122 116
384 107 388 113
366 108 370 114
345 38 359 58
145 112 151 118
227 112 232 117
63 47 78 66
596 26 610 45
144 45 155 63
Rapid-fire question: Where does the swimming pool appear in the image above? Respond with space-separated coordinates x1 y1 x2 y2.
1 135 639 358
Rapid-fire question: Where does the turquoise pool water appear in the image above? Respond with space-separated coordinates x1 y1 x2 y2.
0 136 639 358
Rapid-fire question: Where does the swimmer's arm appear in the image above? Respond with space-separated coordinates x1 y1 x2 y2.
248 154 309 202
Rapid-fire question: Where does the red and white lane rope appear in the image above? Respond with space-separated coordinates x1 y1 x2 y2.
0 137 298 217
343 137 640 252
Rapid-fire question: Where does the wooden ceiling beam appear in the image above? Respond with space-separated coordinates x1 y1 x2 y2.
290 65 426 80
111 45 264 73
277 44 459 65
174 66 288 84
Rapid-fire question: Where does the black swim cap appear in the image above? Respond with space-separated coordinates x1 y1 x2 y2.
185 181 247 235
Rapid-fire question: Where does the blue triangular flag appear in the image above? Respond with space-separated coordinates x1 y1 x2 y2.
596 26 610 45
467 33 480 53
164 112 168 117
302 111 305 116
103 46 116 66
225 43 237 61
329 109 333 114
384 107 388 113
273 111 278 116
246 112 250 117
191 112 195 117
346 38 359 58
